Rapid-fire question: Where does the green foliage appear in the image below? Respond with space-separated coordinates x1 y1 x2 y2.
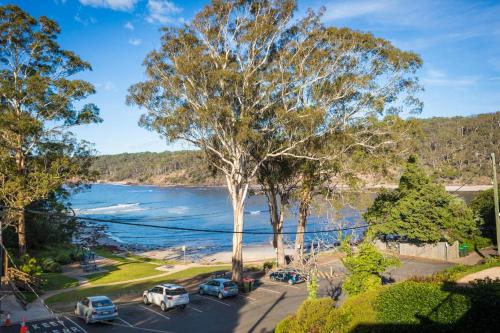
0 4 101 254
418 112 500 184
19 255 43 277
275 298 343 333
307 272 319 300
342 240 400 295
91 151 221 185
365 155 478 243
470 186 500 243
376 281 470 325
39 257 62 273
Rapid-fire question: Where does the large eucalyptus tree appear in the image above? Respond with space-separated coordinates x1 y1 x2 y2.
128 0 422 281
0 5 101 255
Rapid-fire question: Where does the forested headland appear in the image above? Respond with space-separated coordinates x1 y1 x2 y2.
92 111 500 186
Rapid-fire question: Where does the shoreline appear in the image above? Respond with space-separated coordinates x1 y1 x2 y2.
93 180 492 192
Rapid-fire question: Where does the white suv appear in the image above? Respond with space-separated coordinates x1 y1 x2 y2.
143 283 189 311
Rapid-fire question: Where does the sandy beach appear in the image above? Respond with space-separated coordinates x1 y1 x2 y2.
137 244 296 264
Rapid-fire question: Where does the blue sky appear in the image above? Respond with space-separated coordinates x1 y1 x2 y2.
8 0 500 155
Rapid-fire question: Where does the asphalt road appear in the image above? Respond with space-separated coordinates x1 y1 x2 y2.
3 278 321 333
3 257 454 333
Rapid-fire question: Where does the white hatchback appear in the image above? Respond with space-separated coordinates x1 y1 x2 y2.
143 283 189 311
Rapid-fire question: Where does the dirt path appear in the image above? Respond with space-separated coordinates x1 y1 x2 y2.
457 267 500 284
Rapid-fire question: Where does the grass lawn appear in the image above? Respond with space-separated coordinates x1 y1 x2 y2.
46 265 230 305
86 246 178 285
42 273 80 291
85 261 163 285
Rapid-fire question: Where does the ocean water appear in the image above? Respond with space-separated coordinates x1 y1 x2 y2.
69 184 367 252
70 184 479 252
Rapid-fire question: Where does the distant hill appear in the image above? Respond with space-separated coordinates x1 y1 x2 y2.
92 112 500 186
417 111 499 185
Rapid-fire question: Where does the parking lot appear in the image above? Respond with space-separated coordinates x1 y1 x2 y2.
3 277 323 333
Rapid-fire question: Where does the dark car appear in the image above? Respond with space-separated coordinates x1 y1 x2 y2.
269 269 305 285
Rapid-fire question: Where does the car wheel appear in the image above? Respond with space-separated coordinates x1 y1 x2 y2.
161 302 167 312
218 292 224 300
199 288 204 295
179 304 187 311
143 296 150 305
288 279 294 285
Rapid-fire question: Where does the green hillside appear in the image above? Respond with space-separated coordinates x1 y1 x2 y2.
92 112 500 186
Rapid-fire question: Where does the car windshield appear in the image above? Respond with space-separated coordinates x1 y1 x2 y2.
167 288 187 295
92 299 113 308
223 281 236 287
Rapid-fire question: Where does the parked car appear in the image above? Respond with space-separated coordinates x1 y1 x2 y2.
143 283 189 311
269 269 305 285
74 296 118 324
198 278 238 299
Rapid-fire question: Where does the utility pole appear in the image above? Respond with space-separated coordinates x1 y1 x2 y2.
0 208 3 318
492 153 500 252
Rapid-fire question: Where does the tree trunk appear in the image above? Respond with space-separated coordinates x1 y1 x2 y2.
276 205 286 267
226 174 248 283
231 202 244 282
17 212 27 256
295 187 312 255
266 188 279 249
15 145 27 256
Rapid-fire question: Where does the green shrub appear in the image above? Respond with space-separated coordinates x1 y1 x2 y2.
262 261 275 271
343 272 381 296
341 240 400 295
275 298 338 333
54 253 72 265
376 281 470 326
40 257 62 273
19 255 43 277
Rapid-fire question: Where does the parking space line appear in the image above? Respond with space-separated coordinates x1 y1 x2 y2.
102 319 174 333
195 294 231 307
139 305 171 320
265 281 300 289
256 287 282 294
64 316 89 333
188 305 203 313
117 317 134 327
239 294 257 301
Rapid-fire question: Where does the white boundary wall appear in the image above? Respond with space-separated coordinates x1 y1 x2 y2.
374 239 459 261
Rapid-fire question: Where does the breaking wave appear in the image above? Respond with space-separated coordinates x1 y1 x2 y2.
74 203 146 215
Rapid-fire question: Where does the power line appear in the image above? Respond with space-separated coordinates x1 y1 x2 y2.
1 205 369 235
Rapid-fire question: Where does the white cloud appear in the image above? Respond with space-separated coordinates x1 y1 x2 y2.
79 0 138 11
96 81 117 92
146 0 183 24
422 68 478 88
124 21 135 30
74 13 97 25
323 0 391 21
128 38 142 46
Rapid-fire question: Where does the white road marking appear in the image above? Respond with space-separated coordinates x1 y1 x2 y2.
256 287 282 294
139 305 171 320
64 316 89 333
117 317 134 327
187 305 203 313
195 294 231 307
265 281 300 289
102 319 174 333
239 294 257 301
